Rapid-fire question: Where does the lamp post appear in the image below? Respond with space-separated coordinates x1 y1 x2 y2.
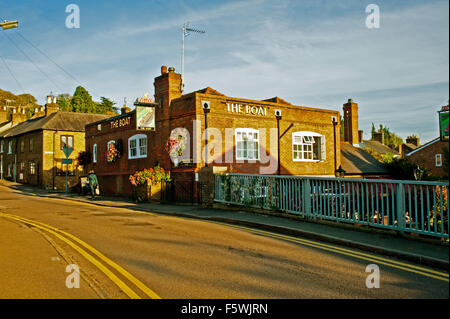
202 101 210 167
336 165 346 178
275 110 282 175
332 117 338 176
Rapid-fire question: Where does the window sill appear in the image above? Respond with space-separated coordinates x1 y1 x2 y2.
293 159 322 163
128 155 147 160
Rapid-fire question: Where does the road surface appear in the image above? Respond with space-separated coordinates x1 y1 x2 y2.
0 185 448 299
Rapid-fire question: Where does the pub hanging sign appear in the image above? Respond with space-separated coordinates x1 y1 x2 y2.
135 94 156 131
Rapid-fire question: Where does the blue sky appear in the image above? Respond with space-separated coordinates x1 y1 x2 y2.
0 0 448 142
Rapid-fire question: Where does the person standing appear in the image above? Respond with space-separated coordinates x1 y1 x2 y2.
87 170 99 200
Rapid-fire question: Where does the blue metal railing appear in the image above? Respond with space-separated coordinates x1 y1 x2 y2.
214 173 449 239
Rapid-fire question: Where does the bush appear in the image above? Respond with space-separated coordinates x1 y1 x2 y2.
383 157 429 180
77 151 92 167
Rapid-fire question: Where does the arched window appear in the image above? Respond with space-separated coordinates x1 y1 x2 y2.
128 134 147 159
107 140 115 150
292 131 326 162
93 144 97 163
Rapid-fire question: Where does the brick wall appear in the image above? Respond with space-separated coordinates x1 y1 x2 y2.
84 69 342 197
407 139 448 178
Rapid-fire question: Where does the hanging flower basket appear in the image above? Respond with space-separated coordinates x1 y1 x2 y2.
129 166 171 202
106 144 120 163
165 131 187 166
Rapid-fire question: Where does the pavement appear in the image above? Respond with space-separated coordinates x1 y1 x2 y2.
2 180 449 271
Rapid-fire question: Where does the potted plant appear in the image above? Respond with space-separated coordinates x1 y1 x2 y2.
129 166 171 202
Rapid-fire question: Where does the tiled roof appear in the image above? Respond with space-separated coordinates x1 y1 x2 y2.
360 140 400 156
193 87 225 96
341 142 388 175
405 137 441 156
0 112 110 138
262 97 292 105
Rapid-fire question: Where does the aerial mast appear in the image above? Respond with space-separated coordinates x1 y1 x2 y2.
181 23 205 92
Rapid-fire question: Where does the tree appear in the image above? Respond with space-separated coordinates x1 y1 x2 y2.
97 97 118 115
57 93 72 112
383 157 429 180
371 123 403 149
70 86 95 113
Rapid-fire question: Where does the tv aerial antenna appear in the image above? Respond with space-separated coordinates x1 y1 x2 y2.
181 22 205 92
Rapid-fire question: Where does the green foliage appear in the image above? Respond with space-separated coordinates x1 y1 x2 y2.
97 97 118 115
383 157 429 180
58 88 118 115
129 166 171 187
443 147 449 179
372 124 403 149
382 152 395 164
0 88 40 120
77 151 92 167
56 93 72 112
70 86 95 113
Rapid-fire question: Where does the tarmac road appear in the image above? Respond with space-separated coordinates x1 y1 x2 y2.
0 185 448 299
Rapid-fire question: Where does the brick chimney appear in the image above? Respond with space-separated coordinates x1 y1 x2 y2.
11 107 27 125
406 135 420 147
0 106 7 123
154 65 182 110
44 95 59 116
372 131 384 144
343 99 359 146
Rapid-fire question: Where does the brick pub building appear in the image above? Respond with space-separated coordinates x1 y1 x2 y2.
85 66 343 199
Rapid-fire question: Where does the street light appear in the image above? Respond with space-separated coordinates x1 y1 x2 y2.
332 117 338 175
336 165 346 178
275 109 282 175
1 20 19 30
202 101 210 167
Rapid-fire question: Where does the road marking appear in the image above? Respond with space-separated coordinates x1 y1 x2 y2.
122 208 449 282
0 212 161 299
210 222 449 282
8 189 447 283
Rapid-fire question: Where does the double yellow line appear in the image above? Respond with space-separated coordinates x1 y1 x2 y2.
0 212 161 299
209 221 449 283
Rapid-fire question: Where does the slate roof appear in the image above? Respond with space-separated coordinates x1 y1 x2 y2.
360 140 400 156
405 137 441 156
193 87 225 96
340 142 388 175
262 97 292 105
0 112 110 138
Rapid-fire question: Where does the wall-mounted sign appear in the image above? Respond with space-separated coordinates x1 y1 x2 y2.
110 116 131 129
226 103 267 117
136 106 155 131
439 110 449 141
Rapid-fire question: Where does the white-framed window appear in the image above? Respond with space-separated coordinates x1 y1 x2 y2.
128 134 147 159
93 144 97 163
7 164 11 177
8 141 12 154
435 154 442 167
235 128 260 161
292 131 326 162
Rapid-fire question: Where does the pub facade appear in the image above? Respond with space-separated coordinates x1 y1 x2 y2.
85 66 342 198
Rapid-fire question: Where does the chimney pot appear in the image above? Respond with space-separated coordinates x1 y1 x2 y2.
161 65 167 74
168 67 175 73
